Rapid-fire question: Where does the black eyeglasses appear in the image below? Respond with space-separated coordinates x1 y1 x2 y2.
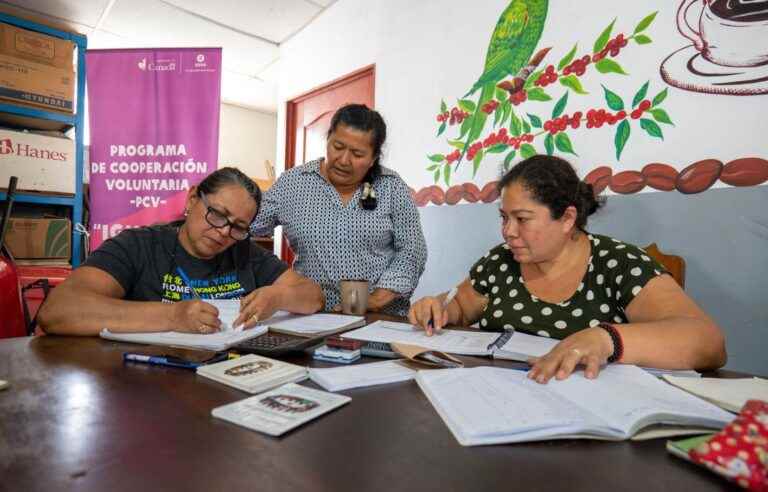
198 193 250 241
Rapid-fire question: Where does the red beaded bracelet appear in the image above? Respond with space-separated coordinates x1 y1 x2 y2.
598 322 624 363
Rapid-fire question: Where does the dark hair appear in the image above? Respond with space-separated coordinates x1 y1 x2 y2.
195 166 262 219
498 155 603 231
327 104 387 210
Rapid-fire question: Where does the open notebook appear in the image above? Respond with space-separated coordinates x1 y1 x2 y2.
342 321 702 378
100 306 365 351
416 364 733 446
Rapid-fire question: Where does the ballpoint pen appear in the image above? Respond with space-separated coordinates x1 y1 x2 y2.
123 353 201 370
176 266 202 299
427 286 459 333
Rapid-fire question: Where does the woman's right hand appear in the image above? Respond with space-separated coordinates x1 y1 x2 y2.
171 300 222 333
408 296 449 336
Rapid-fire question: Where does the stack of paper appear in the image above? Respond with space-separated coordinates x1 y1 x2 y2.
343 320 500 356
308 360 417 391
662 375 768 412
212 383 350 436
268 313 365 336
197 354 307 394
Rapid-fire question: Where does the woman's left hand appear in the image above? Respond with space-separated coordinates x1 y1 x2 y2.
367 288 398 312
234 286 281 329
526 327 615 384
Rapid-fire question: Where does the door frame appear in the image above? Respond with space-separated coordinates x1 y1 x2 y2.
284 64 375 172
280 65 375 263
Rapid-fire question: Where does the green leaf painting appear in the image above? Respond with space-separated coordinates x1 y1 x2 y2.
632 81 649 108
559 74 589 95
640 118 663 139
595 59 628 75
633 11 657 34
602 85 624 111
593 18 616 53
552 92 569 118
650 108 674 125
614 120 631 160
520 143 537 159
558 43 578 71
555 133 578 155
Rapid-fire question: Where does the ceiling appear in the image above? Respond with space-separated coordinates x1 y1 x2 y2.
1 0 337 113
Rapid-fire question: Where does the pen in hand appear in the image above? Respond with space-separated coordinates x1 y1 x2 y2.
176 267 202 300
427 287 458 336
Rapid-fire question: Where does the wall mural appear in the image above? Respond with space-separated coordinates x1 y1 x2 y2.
413 0 768 207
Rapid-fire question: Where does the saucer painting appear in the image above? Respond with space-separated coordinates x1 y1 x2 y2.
661 45 768 95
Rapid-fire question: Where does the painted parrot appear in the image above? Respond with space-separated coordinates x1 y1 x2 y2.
458 0 548 167
464 0 549 98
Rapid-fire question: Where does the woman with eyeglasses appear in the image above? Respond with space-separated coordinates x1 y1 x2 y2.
38 167 324 336
251 104 427 316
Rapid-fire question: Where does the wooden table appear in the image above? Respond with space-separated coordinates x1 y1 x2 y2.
0 334 738 491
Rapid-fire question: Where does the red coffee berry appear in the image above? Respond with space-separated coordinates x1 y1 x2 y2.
631 109 641 119
639 99 651 111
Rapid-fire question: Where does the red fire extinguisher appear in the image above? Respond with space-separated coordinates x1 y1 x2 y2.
0 176 27 338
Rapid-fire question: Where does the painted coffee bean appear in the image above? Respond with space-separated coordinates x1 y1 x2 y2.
720 157 768 187
641 163 678 191
445 185 464 205
610 170 646 194
427 185 445 205
414 187 432 207
584 166 612 194
480 181 500 203
462 183 481 203
676 159 723 194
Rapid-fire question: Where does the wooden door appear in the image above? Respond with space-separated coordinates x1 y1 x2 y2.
281 65 375 263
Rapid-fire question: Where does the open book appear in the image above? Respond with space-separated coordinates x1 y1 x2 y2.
416 364 733 446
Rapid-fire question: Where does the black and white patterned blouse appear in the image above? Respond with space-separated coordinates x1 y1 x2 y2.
251 159 427 316
469 233 667 338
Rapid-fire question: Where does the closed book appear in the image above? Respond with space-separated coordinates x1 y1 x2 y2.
212 383 350 436
196 354 307 394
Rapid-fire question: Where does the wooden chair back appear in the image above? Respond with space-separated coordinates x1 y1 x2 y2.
643 243 686 289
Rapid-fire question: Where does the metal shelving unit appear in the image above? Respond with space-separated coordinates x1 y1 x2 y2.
0 12 87 266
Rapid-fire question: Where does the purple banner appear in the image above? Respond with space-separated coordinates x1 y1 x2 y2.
86 48 222 249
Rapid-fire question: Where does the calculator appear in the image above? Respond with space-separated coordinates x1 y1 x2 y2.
232 332 322 356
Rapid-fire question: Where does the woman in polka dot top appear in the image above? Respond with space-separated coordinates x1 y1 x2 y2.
409 155 726 383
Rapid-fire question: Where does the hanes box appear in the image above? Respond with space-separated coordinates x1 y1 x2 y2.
0 127 75 194
0 22 74 113
4 218 71 259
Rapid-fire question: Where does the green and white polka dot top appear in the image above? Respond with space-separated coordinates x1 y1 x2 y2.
469 233 667 339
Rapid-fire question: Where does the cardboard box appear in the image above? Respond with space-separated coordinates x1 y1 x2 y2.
0 127 75 194
4 217 71 259
0 22 74 113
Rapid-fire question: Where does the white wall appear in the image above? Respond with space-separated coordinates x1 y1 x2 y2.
277 0 765 191
218 103 276 179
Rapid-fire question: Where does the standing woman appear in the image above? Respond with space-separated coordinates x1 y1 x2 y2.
252 104 427 316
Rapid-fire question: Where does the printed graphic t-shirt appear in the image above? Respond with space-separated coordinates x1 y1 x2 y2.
84 222 288 302
469 233 667 339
